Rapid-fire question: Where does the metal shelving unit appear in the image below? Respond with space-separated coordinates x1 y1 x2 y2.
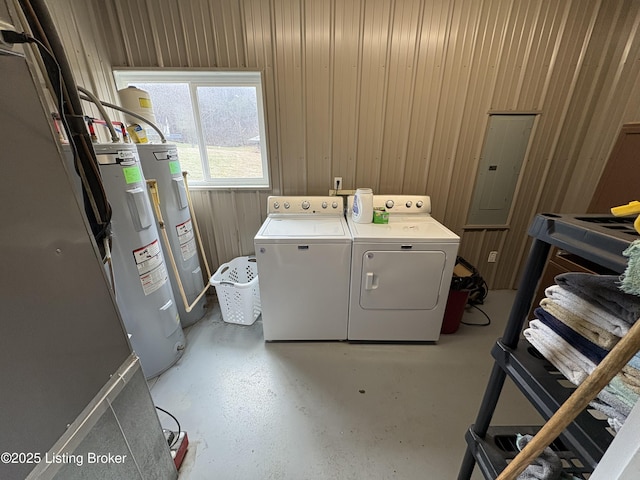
458 213 638 480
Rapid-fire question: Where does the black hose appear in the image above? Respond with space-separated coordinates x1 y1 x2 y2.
19 0 82 114
17 0 112 257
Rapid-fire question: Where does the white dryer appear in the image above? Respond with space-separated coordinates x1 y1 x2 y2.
254 196 351 341
347 195 459 341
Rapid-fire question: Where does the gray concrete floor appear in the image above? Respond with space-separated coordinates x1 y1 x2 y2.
150 290 542 480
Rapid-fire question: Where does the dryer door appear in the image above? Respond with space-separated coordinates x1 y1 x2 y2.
359 250 446 310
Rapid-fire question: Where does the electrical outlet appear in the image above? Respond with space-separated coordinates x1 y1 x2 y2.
334 177 343 191
488 251 498 263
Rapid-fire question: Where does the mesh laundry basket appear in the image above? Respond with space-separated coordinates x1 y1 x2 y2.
210 256 261 325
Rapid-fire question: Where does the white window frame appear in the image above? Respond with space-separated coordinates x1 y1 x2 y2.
113 69 270 189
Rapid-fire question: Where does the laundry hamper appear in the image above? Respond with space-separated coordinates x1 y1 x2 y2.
210 256 261 325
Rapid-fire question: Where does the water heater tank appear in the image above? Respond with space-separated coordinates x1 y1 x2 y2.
93 143 185 379
136 143 207 326
117 86 157 125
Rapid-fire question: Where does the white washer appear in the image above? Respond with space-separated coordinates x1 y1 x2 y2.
347 195 460 341
254 196 351 340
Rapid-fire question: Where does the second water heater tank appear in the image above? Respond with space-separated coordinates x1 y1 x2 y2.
136 143 207 327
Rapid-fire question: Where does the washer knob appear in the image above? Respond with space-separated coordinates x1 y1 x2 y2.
386 200 394 209
301 200 310 210
332 202 338 209
322 202 328 209
416 200 424 208
273 202 280 209
406 201 413 208
284 202 290 209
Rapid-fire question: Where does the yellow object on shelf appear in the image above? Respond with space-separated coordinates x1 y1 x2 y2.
611 201 640 234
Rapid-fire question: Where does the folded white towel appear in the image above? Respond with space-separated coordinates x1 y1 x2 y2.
540 298 620 350
523 320 634 418
545 285 630 337
541 289 640 395
523 320 592 385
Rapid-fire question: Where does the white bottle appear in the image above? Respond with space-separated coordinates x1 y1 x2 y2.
352 188 373 223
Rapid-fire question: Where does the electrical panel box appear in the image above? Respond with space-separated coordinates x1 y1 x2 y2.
467 114 535 226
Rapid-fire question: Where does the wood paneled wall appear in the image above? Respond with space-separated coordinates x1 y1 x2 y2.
46 0 640 288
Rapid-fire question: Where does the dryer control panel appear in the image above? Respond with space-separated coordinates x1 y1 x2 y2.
373 195 431 213
267 196 344 215
346 195 432 215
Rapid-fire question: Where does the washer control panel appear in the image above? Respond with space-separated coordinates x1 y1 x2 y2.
267 196 344 215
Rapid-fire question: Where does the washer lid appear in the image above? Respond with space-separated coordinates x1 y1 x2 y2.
347 216 459 242
255 216 351 243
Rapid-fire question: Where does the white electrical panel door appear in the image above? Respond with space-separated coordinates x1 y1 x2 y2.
359 250 446 310
467 114 535 225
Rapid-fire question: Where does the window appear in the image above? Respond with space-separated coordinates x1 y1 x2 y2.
113 70 269 188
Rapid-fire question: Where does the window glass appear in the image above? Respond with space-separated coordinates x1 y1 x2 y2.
196 86 263 179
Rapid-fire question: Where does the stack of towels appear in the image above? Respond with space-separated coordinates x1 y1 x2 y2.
524 272 640 432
